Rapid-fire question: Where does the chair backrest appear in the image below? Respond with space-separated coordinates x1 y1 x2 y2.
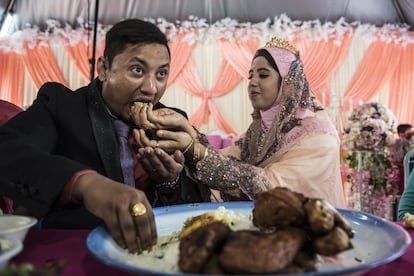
403 148 414 189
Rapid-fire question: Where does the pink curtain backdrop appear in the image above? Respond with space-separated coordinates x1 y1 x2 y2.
22 42 69 89
343 40 403 111
219 38 259 78
64 39 104 82
1 31 414 135
389 36 414 125
167 33 196 87
174 38 259 136
294 35 353 105
175 57 240 135
0 51 24 104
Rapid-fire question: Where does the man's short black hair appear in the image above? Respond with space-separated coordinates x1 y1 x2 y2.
398 123 413 135
104 18 170 67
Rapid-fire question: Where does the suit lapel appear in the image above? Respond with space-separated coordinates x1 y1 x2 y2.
86 82 123 181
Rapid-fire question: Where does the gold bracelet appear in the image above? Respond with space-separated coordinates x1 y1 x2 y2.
192 142 207 163
182 138 195 155
203 147 209 159
193 142 199 163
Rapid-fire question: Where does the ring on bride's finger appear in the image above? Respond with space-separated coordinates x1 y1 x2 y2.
131 203 147 217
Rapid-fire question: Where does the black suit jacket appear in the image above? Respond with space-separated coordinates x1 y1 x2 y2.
0 79 209 228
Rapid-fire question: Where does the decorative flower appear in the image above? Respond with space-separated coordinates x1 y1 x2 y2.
342 102 396 151
342 102 399 220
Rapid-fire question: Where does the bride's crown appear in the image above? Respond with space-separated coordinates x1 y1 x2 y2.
265 37 299 57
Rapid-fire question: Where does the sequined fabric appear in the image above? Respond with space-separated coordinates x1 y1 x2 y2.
195 148 271 200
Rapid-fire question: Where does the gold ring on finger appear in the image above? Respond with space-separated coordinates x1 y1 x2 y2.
131 203 147 217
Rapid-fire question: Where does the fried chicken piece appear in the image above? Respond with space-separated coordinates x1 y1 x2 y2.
253 187 306 229
304 198 335 234
218 227 306 274
178 221 231 273
291 250 318 272
333 209 354 238
305 198 354 238
313 226 353 256
201 254 226 274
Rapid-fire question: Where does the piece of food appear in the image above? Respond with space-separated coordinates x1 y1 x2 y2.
132 101 148 109
304 198 335 234
252 187 306 229
177 187 354 274
178 221 231 273
130 102 157 132
218 227 306 274
200 254 226 274
317 198 354 237
312 226 353 256
288 250 318 273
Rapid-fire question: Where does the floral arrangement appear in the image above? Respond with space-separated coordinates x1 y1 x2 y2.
341 102 400 220
342 102 396 151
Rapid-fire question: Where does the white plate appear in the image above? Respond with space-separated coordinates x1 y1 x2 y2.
86 202 412 276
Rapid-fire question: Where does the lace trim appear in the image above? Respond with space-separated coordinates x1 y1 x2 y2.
275 114 338 159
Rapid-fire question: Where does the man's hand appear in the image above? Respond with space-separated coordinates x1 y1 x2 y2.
71 172 157 253
137 146 184 183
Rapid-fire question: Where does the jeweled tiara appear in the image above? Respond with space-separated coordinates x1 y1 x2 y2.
265 37 299 57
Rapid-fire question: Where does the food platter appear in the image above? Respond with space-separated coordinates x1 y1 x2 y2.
86 202 411 276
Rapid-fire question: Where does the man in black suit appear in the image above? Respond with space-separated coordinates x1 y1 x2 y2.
0 19 209 253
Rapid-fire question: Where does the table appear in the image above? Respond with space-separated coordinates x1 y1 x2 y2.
11 229 129 276
10 223 414 276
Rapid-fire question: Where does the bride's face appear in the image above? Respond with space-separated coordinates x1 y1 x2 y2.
247 56 281 111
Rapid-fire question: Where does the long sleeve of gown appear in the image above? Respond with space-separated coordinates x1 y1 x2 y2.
192 133 346 207
398 170 414 220
194 148 269 199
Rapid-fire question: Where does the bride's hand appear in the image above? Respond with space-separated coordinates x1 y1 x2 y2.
130 102 196 137
129 102 157 131
149 106 188 129
133 128 193 155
